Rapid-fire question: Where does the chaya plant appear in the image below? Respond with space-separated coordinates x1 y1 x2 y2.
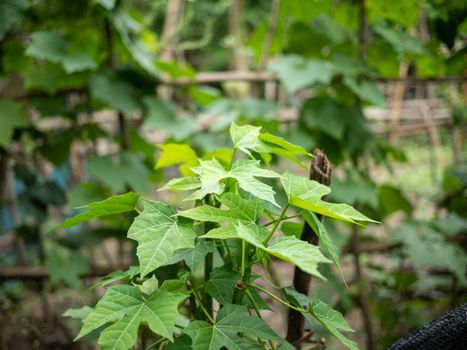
59 123 376 350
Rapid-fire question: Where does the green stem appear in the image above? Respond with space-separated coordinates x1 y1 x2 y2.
241 239 246 275
223 240 237 270
203 195 218 318
233 262 251 304
264 212 302 226
247 284 306 313
204 249 213 316
233 240 252 304
264 203 290 243
191 286 215 324
228 147 237 170
245 290 276 350
145 337 166 350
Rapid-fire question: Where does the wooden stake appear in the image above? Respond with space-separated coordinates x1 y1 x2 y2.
286 149 331 348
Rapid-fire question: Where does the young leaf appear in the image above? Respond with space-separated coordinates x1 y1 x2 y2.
205 267 269 309
201 221 269 243
302 211 343 278
128 199 196 278
177 205 246 223
54 192 140 230
266 236 330 280
63 306 93 320
184 304 280 350
77 285 187 350
202 148 235 166
160 176 202 192
309 297 358 350
230 123 271 156
92 266 140 289
230 123 309 167
186 159 280 207
259 132 310 168
229 160 281 206
258 132 308 156
284 288 358 350
216 193 264 222
171 240 215 271
156 144 199 176
281 172 377 224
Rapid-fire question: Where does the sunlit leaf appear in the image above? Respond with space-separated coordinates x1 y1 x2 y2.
186 159 280 207
127 199 196 278
54 192 140 229
282 172 377 224
77 285 187 349
156 144 199 176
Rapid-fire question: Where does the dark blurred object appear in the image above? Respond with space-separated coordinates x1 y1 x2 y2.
440 164 467 217
386 303 467 350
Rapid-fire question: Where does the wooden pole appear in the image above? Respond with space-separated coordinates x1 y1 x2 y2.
158 0 184 100
286 149 331 348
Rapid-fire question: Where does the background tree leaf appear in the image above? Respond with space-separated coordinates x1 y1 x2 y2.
269 55 334 94
0 98 30 149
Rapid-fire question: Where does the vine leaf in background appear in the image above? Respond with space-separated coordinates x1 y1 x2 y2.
54 192 140 229
88 153 151 193
76 285 187 350
26 31 96 73
268 55 334 94
0 0 28 40
45 240 89 288
0 98 30 149
127 199 196 278
89 73 141 114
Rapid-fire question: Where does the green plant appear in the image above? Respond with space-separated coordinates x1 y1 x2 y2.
59 123 376 350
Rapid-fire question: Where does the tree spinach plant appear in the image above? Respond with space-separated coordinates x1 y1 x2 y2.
59 123 376 350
